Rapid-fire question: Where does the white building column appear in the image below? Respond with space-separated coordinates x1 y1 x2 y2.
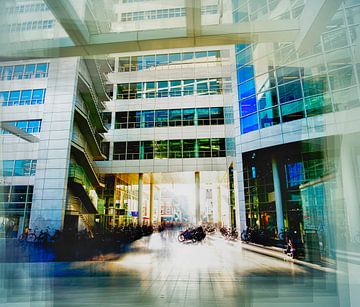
138 173 143 225
195 171 200 224
272 156 285 236
149 182 154 226
29 58 79 233
217 185 222 227
340 134 360 242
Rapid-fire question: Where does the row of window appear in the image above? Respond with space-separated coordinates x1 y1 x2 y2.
118 50 221 71
2 160 37 177
121 8 186 22
117 78 231 99
113 138 227 160
113 107 225 129
1 120 42 134
120 5 218 22
1 89 46 106
0 185 33 204
4 20 55 33
6 3 49 14
0 63 49 80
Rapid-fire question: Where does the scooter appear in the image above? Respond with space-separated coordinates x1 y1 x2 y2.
178 226 206 243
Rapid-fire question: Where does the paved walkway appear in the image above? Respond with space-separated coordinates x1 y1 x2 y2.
0 230 340 306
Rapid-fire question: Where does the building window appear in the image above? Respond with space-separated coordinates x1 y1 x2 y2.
1 120 42 134
114 107 225 129
2 160 37 176
102 112 112 129
112 138 228 160
117 78 226 99
1 89 46 106
118 50 222 72
0 63 48 80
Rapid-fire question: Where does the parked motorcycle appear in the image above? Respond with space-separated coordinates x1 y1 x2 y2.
178 226 206 243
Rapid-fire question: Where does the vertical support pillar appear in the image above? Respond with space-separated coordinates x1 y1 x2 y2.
149 182 154 226
272 156 284 236
195 171 201 224
157 188 162 224
217 185 222 227
138 173 143 225
341 135 360 242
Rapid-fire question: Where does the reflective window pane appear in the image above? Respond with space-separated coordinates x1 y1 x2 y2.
281 100 305 122
259 107 280 128
155 110 168 127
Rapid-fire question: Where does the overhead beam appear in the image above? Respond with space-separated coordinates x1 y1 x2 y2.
185 0 201 37
295 0 343 53
1 123 40 143
43 0 90 45
0 20 299 59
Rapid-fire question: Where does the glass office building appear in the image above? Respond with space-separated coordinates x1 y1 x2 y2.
232 0 360 263
0 0 359 264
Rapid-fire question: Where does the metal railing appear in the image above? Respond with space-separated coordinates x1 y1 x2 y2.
116 89 227 99
75 97 103 152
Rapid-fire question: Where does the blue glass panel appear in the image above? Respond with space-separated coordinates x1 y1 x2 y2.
155 110 168 127
182 52 194 61
259 106 280 128
195 51 207 58
236 47 252 68
31 89 45 104
235 44 249 54
2 160 14 176
156 54 169 65
169 53 181 64
183 80 194 96
35 63 48 77
2 66 13 80
9 91 20 106
144 55 155 69
24 64 35 78
0 91 9 106
196 79 209 95
157 81 168 97
13 65 24 79
239 79 256 99
257 89 278 110
20 90 31 105
240 95 257 116
241 113 259 134
142 111 154 128
237 65 254 83
286 162 305 188
28 120 41 133
278 80 303 103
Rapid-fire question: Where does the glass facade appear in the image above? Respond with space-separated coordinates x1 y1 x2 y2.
243 140 337 261
113 138 227 160
2 160 37 176
235 0 360 134
0 89 46 106
118 50 222 71
1 120 42 134
0 185 33 238
117 78 230 99
0 63 49 80
114 107 224 129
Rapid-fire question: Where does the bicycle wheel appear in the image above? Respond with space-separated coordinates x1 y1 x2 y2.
27 233 36 242
178 234 185 242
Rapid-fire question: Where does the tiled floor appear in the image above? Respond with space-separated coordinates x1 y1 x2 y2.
0 230 340 306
